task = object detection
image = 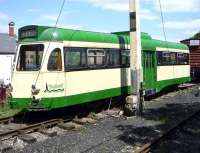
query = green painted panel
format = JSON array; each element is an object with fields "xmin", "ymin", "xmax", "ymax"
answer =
[
  {"xmin": 10, "ymin": 86, "xmax": 131, "ymax": 110},
  {"xmin": 143, "ymin": 52, "xmax": 156, "ymax": 89},
  {"xmin": 156, "ymin": 77, "xmax": 191, "ymax": 92},
  {"xmin": 10, "ymin": 77, "xmax": 191, "ymax": 110},
  {"xmin": 18, "ymin": 25, "xmax": 188, "ymax": 51}
]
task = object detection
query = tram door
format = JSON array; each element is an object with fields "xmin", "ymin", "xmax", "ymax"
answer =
[{"xmin": 143, "ymin": 51, "xmax": 156, "ymax": 90}]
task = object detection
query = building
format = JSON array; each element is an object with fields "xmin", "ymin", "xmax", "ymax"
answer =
[
  {"xmin": 181, "ymin": 33, "xmax": 200, "ymax": 80},
  {"xmin": 0, "ymin": 22, "xmax": 16, "ymax": 85}
]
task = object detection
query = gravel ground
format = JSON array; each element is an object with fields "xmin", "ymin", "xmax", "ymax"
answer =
[
  {"xmin": 6, "ymin": 86, "xmax": 200, "ymax": 153},
  {"xmin": 152, "ymin": 111, "xmax": 200, "ymax": 153}
]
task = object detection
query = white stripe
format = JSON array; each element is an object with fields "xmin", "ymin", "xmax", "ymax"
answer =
[
  {"xmin": 63, "ymin": 41, "xmax": 130, "ymax": 49},
  {"xmin": 156, "ymin": 47, "xmax": 189, "ymax": 53}
]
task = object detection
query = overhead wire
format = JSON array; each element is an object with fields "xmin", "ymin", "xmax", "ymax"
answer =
[
  {"xmin": 33, "ymin": 0, "xmax": 66, "ymax": 87},
  {"xmin": 18, "ymin": 0, "xmax": 67, "ymax": 125},
  {"xmin": 158, "ymin": 0, "xmax": 169, "ymax": 50}
]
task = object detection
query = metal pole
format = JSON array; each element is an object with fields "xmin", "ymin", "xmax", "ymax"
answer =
[{"xmin": 129, "ymin": 0, "xmax": 143, "ymax": 116}]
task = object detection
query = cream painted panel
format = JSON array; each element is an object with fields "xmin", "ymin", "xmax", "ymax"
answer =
[
  {"xmin": 156, "ymin": 47, "xmax": 189, "ymax": 53},
  {"xmin": 12, "ymin": 72, "xmax": 66, "ymax": 98},
  {"xmin": 65, "ymin": 68, "xmax": 131, "ymax": 96},
  {"xmin": 157, "ymin": 65, "xmax": 190, "ymax": 81},
  {"xmin": 41, "ymin": 72, "xmax": 65, "ymax": 98},
  {"xmin": 174, "ymin": 65, "xmax": 190, "ymax": 79},
  {"xmin": 12, "ymin": 42, "xmax": 65, "ymax": 99},
  {"xmin": 157, "ymin": 66, "xmax": 174, "ymax": 81},
  {"xmin": 12, "ymin": 72, "xmax": 43, "ymax": 98}
]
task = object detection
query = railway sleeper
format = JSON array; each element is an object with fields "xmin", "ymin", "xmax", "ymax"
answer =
[
  {"xmin": 58, "ymin": 122, "xmax": 82, "ymax": 130},
  {"xmin": 18, "ymin": 134, "xmax": 36, "ymax": 144},
  {"xmin": 39, "ymin": 130, "xmax": 57, "ymax": 137},
  {"xmin": 73, "ymin": 117, "xmax": 96, "ymax": 125}
]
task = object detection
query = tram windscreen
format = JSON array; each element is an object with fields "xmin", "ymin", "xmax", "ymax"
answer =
[{"xmin": 17, "ymin": 44, "xmax": 44, "ymax": 71}]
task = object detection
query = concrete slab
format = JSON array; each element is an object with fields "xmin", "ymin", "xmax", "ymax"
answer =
[
  {"xmin": 58, "ymin": 122, "xmax": 82, "ymax": 130},
  {"xmin": 18, "ymin": 134, "xmax": 37, "ymax": 144},
  {"xmin": 89, "ymin": 113, "xmax": 107, "ymax": 120},
  {"xmin": 73, "ymin": 118, "xmax": 96, "ymax": 125},
  {"xmin": 39, "ymin": 130, "xmax": 57, "ymax": 137},
  {"xmin": 0, "ymin": 142, "xmax": 12, "ymax": 153}
]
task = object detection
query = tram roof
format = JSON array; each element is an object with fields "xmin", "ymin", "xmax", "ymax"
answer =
[{"xmin": 18, "ymin": 25, "xmax": 188, "ymax": 51}]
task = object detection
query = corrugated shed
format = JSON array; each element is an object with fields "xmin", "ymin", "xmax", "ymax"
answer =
[{"xmin": 189, "ymin": 46, "xmax": 200, "ymax": 67}]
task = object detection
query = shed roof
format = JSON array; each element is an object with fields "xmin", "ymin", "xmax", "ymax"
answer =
[{"xmin": 0, "ymin": 33, "xmax": 16, "ymax": 54}]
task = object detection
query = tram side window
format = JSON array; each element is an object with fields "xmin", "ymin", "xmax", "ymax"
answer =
[
  {"xmin": 162, "ymin": 52, "xmax": 171, "ymax": 65},
  {"xmin": 17, "ymin": 44, "xmax": 44, "ymax": 71},
  {"xmin": 157, "ymin": 52, "xmax": 162, "ymax": 66},
  {"xmin": 64, "ymin": 47, "xmax": 87, "ymax": 70},
  {"xmin": 177, "ymin": 53, "xmax": 189, "ymax": 65},
  {"xmin": 47, "ymin": 48, "xmax": 62, "ymax": 71},
  {"xmin": 121, "ymin": 50, "xmax": 130, "ymax": 67},
  {"xmin": 170, "ymin": 52, "xmax": 177, "ymax": 65},
  {"xmin": 87, "ymin": 49, "xmax": 105, "ymax": 68},
  {"xmin": 106, "ymin": 49, "xmax": 120, "ymax": 67}
]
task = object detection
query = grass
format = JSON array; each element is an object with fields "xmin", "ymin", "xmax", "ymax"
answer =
[{"xmin": 0, "ymin": 103, "xmax": 21, "ymax": 119}]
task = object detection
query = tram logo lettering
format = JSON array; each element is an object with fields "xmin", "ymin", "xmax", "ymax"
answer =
[{"xmin": 45, "ymin": 83, "xmax": 64, "ymax": 92}]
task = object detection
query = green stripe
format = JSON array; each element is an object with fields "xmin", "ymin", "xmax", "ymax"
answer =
[
  {"xmin": 11, "ymin": 86, "xmax": 131, "ymax": 110},
  {"xmin": 156, "ymin": 77, "xmax": 191, "ymax": 92}
]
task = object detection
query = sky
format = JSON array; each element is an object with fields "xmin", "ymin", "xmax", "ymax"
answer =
[{"xmin": 0, "ymin": 0, "xmax": 199, "ymax": 42}]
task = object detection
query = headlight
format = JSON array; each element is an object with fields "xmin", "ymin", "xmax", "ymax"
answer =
[{"xmin": 31, "ymin": 85, "xmax": 40, "ymax": 95}]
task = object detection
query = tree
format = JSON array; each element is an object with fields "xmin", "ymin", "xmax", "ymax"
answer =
[{"xmin": 193, "ymin": 32, "xmax": 200, "ymax": 39}]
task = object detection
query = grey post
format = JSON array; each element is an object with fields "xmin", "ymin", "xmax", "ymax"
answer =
[{"xmin": 129, "ymin": 0, "xmax": 143, "ymax": 116}]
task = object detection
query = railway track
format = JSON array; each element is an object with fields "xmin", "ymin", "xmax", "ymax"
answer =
[
  {"xmin": 134, "ymin": 109, "xmax": 200, "ymax": 153},
  {"xmin": 0, "ymin": 116, "xmax": 14, "ymax": 124},
  {"xmin": 0, "ymin": 118, "xmax": 71, "ymax": 141},
  {"xmin": 0, "ymin": 108, "xmax": 113, "ymax": 152}
]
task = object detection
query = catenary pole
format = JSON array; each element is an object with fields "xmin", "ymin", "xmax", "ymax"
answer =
[{"xmin": 129, "ymin": 0, "xmax": 143, "ymax": 116}]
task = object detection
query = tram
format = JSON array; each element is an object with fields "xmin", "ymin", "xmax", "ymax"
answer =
[{"xmin": 10, "ymin": 25, "xmax": 190, "ymax": 110}]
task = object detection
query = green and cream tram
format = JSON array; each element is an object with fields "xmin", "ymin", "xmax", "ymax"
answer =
[{"xmin": 10, "ymin": 25, "xmax": 190, "ymax": 110}]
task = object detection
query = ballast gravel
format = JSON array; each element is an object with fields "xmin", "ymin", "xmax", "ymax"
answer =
[{"xmin": 7, "ymin": 86, "xmax": 200, "ymax": 153}]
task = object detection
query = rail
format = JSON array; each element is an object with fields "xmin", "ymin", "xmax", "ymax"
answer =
[{"xmin": 134, "ymin": 109, "xmax": 200, "ymax": 153}]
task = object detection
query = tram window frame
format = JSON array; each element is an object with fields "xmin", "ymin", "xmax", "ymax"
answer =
[
  {"xmin": 106, "ymin": 49, "xmax": 120, "ymax": 68},
  {"xmin": 162, "ymin": 52, "xmax": 171, "ymax": 65},
  {"xmin": 170, "ymin": 52, "xmax": 177, "ymax": 65},
  {"xmin": 64, "ymin": 47, "xmax": 87, "ymax": 71},
  {"xmin": 87, "ymin": 49, "xmax": 106, "ymax": 68},
  {"xmin": 16, "ymin": 44, "xmax": 44, "ymax": 71},
  {"xmin": 157, "ymin": 51, "xmax": 189, "ymax": 66},
  {"xmin": 121, "ymin": 50, "xmax": 130, "ymax": 67},
  {"xmin": 47, "ymin": 48, "xmax": 62, "ymax": 71},
  {"xmin": 177, "ymin": 53, "xmax": 189, "ymax": 65}
]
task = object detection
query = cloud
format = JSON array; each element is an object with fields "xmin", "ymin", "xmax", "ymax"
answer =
[
  {"xmin": 141, "ymin": 9, "xmax": 158, "ymax": 20},
  {"xmin": 43, "ymin": 14, "xmax": 59, "ymax": 21},
  {"xmin": 73, "ymin": 0, "xmax": 129, "ymax": 12},
  {"xmin": 58, "ymin": 24, "xmax": 83, "ymax": 30},
  {"xmin": 163, "ymin": 19, "xmax": 200, "ymax": 29},
  {"xmin": 152, "ymin": 0, "xmax": 200, "ymax": 13},
  {"xmin": 73, "ymin": 0, "xmax": 200, "ymax": 13}
]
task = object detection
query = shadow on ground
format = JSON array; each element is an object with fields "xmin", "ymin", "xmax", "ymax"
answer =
[{"xmin": 115, "ymin": 91, "xmax": 200, "ymax": 152}]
